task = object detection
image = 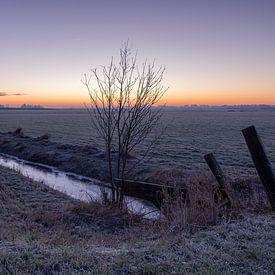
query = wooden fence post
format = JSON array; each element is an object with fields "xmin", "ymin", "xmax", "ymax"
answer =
[
  {"xmin": 204, "ymin": 153, "xmax": 226, "ymax": 188},
  {"xmin": 242, "ymin": 125, "xmax": 275, "ymax": 210},
  {"xmin": 204, "ymin": 153, "xmax": 232, "ymax": 209}
]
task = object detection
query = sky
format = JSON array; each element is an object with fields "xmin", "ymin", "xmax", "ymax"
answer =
[{"xmin": 0, "ymin": 0, "xmax": 275, "ymax": 106}]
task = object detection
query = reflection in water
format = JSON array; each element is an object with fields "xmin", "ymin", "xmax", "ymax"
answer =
[{"xmin": 0, "ymin": 153, "xmax": 159, "ymax": 219}]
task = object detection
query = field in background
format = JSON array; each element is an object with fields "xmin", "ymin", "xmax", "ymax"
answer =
[{"xmin": 0, "ymin": 108, "xmax": 274, "ymax": 177}]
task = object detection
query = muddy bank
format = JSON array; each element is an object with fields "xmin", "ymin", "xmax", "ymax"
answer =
[{"xmin": 0, "ymin": 131, "xmax": 151, "ymax": 182}]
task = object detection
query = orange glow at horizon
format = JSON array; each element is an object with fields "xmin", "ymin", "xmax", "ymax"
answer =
[
  {"xmin": 160, "ymin": 88, "xmax": 275, "ymax": 105},
  {"xmin": 2, "ymin": 87, "xmax": 275, "ymax": 106}
]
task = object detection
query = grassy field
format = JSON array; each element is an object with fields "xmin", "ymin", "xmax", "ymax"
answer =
[
  {"xmin": 0, "ymin": 165, "xmax": 274, "ymax": 274},
  {"xmin": 0, "ymin": 109, "xmax": 274, "ymax": 178}
]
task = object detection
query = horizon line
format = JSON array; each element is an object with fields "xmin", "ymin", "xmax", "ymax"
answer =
[{"xmin": 1, "ymin": 104, "xmax": 275, "ymax": 109}]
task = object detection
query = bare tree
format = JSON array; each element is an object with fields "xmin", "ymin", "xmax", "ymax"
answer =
[{"xmin": 82, "ymin": 42, "xmax": 167, "ymax": 205}]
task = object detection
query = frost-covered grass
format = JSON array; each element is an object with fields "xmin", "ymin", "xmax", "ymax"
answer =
[
  {"xmin": 0, "ymin": 109, "xmax": 274, "ymax": 176},
  {"xmin": 1, "ymin": 214, "xmax": 274, "ymax": 274},
  {"xmin": 0, "ymin": 165, "xmax": 274, "ymax": 274}
]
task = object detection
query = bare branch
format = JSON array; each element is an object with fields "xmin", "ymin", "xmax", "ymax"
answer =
[{"xmin": 83, "ymin": 42, "xmax": 168, "ymax": 206}]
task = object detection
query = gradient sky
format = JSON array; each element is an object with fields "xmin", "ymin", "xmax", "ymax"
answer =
[{"xmin": 0, "ymin": 0, "xmax": 275, "ymax": 106}]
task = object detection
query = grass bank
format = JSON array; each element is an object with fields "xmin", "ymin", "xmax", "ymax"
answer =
[{"xmin": 0, "ymin": 166, "xmax": 274, "ymax": 274}]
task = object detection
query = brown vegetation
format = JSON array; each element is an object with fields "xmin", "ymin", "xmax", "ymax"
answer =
[
  {"xmin": 148, "ymin": 168, "xmax": 272, "ymax": 231},
  {"xmin": 0, "ymin": 165, "xmax": 274, "ymax": 274}
]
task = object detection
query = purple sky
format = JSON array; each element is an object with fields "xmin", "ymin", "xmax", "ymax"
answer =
[{"xmin": 1, "ymin": 0, "xmax": 275, "ymax": 105}]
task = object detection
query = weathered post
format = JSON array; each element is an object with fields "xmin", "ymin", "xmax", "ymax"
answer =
[
  {"xmin": 204, "ymin": 153, "xmax": 226, "ymax": 188},
  {"xmin": 242, "ymin": 125, "xmax": 275, "ymax": 210},
  {"xmin": 204, "ymin": 153, "xmax": 231, "ymax": 210}
]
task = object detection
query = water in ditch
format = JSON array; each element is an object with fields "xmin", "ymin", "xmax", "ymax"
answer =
[{"xmin": 0, "ymin": 153, "xmax": 159, "ymax": 219}]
